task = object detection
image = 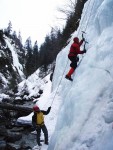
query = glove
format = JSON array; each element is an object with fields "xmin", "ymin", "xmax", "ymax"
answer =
[
  {"xmin": 83, "ymin": 50, "xmax": 86, "ymax": 53},
  {"xmin": 76, "ymin": 57, "xmax": 79, "ymax": 62},
  {"xmin": 82, "ymin": 38, "xmax": 85, "ymax": 41},
  {"xmin": 48, "ymin": 106, "xmax": 51, "ymax": 110}
]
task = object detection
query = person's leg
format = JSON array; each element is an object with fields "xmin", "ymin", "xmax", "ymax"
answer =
[
  {"xmin": 66, "ymin": 67, "xmax": 75, "ymax": 77},
  {"xmin": 70, "ymin": 57, "xmax": 77, "ymax": 69},
  {"xmin": 66, "ymin": 56, "xmax": 77, "ymax": 81},
  {"xmin": 41, "ymin": 124, "xmax": 48, "ymax": 144},
  {"xmin": 36, "ymin": 126, "xmax": 42, "ymax": 146}
]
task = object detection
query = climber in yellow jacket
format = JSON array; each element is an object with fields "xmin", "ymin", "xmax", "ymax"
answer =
[{"xmin": 32, "ymin": 105, "xmax": 51, "ymax": 146}]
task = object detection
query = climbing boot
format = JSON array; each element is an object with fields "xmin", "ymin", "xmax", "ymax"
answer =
[{"xmin": 65, "ymin": 75, "xmax": 73, "ymax": 81}]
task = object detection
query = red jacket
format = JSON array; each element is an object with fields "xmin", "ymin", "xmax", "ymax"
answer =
[{"xmin": 68, "ymin": 39, "xmax": 84, "ymax": 57}]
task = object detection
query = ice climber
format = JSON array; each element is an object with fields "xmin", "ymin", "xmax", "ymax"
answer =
[
  {"xmin": 32, "ymin": 105, "xmax": 51, "ymax": 146},
  {"xmin": 65, "ymin": 37, "xmax": 86, "ymax": 81}
]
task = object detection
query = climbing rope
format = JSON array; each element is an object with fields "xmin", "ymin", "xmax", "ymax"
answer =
[
  {"xmin": 77, "ymin": 0, "xmax": 95, "ymax": 36},
  {"xmin": 73, "ymin": 0, "xmax": 97, "ymax": 72},
  {"xmin": 50, "ymin": 60, "xmax": 69, "ymax": 106},
  {"xmin": 72, "ymin": 0, "xmax": 96, "ymax": 81},
  {"xmin": 50, "ymin": 0, "xmax": 96, "ymax": 106},
  {"xmin": 84, "ymin": 0, "xmax": 96, "ymax": 32}
]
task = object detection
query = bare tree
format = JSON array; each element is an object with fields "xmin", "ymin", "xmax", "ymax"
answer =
[{"xmin": 57, "ymin": 0, "xmax": 77, "ymax": 20}]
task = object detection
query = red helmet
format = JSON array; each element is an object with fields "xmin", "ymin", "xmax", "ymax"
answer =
[
  {"xmin": 73, "ymin": 37, "xmax": 79, "ymax": 43},
  {"xmin": 33, "ymin": 105, "xmax": 40, "ymax": 111}
]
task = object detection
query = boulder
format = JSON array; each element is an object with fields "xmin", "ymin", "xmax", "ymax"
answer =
[
  {"xmin": 0, "ymin": 140, "xmax": 6, "ymax": 150},
  {"xmin": 0, "ymin": 126, "xmax": 7, "ymax": 136},
  {"xmin": 5, "ymin": 132, "xmax": 22, "ymax": 143}
]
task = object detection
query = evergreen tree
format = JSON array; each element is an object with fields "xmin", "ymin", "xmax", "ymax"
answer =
[
  {"xmin": 0, "ymin": 30, "xmax": 5, "ymax": 46},
  {"xmin": 12, "ymin": 31, "xmax": 17, "ymax": 39},
  {"xmin": 39, "ymin": 27, "xmax": 63, "ymax": 69},
  {"xmin": 24, "ymin": 36, "xmax": 32, "ymax": 50},
  {"xmin": 25, "ymin": 37, "xmax": 34, "ymax": 76},
  {"xmin": 5, "ymin": 20, "xmax": 12, "ymax": 36},
  {"xmin": 18, "ymin": 31, "xmax": 23, "ymax": 49},
  {"xmin": 32, "ymin": 40, "xmax": 39, "ymax": 71},
  {"xmin": 39, "ymin": 35, "xmax": 51, "ymax": 68}
]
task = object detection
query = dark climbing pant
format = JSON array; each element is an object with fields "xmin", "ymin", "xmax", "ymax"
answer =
[
  {"xmin": 68, "ymin": 56, "xmax": 79, "ymax": 69},
  {"xmin": 36, "ymin": 124, "xmax": 48, "ymax": 145}
]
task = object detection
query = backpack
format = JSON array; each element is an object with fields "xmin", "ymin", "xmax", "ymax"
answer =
[{"xmin": 36, "ymin": 112, "xmax": 44, "ymax": 125}]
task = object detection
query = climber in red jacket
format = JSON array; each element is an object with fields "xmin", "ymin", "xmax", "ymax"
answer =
[{"xmin": 65, "ymin": 37, "xmax": 86, "ymax": 81}]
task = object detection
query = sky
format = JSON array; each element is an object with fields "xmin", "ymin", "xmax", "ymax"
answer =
[{"xmin": 0, "ymin": 0, "xmax": 67, "ymax": 46}]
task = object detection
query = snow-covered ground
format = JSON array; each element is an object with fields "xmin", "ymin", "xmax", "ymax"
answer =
[{"xmin": 17, "ymin": 0, "xmax": 113, "ymax": 149}]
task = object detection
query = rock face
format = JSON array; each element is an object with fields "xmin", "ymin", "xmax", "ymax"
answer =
[
  {"xmin": 0, "ymin": 124, "xmax": 36, "ymax": 150},
  {"xmin": 0, "ymin": 126, "xmax": 7, "ymax": 136},
  {"xmin": 0, "ymin": 99, "xmax": 37, "ymax": 150},
  {"xmin": 0, "ymin": 140, "xmax": 6, "ymax": 150},
  {"xmin": 0, "ymin": 126, "xmax": 21, "ymax": 149},
  {"xmin": 0, "ymin": 30, "xmax": 26, "ymax": 95},
  {"xmin": 5, "ymin": 132, "xmax": 22, "ymax": 143}
]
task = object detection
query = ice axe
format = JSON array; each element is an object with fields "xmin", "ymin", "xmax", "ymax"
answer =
[
  {"xmin": 82, "ymin": 31, "xmax": 86, "ymax": 38},
  {"xmin": 82, "ymin": 31, "xmax": 88, "ymax": 51}
]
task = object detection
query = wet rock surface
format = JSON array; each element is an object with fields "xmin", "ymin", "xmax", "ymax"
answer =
[
  {"xmin": 0, "ymin": 100, "xmax": 37, "ymax": 150},
  {"xmin": 0, "ymin": 124, "xmax": 37, "ymax": 150}
]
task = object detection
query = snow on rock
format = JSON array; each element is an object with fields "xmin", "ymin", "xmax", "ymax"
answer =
[
  {"xmin": 17, "ymin": 70, "xmax": 51, "ymax": 99},
  {"xmin": 5, "ymin": 37, "xmax": 25, "ymax": 79},
  {"xmin": 0, "ymin": 93, "xmax": 10, "ymax": 101}
]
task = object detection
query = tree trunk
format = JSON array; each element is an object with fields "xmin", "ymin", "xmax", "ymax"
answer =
[{"xmin": 0, "ymin": 102, "xmax": 32, "ymax": 113}]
